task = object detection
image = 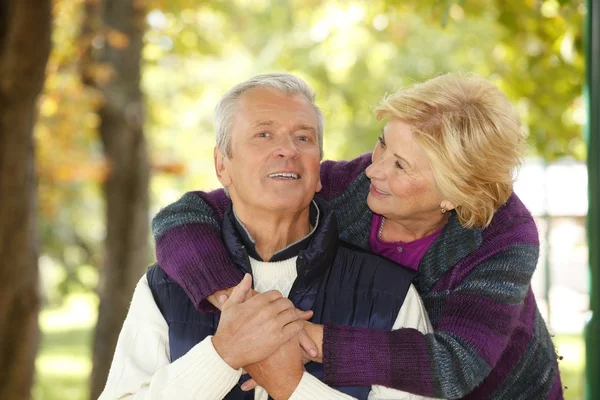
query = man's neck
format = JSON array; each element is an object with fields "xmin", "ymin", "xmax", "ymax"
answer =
[{"xmin": 233, "ymin": 206, "xmax": 312, "ymax": 261}]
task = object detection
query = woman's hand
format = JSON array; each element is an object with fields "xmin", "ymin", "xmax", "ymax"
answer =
[{"xmin": 302, "ymin": 321, "xmax": 324, "ymax": 362}]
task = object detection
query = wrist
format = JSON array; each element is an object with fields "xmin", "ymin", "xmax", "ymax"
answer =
[
  {"xmin": 267, "ymin": 372, "xmax": 303, "ymax": 400},
  {"xmin": 211, "ymin": 335, "xmax": 242, "ymax": 370}
]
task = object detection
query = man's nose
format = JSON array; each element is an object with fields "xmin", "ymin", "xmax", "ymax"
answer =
[{"xmin": 274, "ymin": 136, "xmax": 300, "ymax": 158}]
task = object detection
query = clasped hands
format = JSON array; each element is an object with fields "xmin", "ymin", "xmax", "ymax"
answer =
[{"xmin": 211, "ymin": 274, "xmax": 324, "ymax": 399}]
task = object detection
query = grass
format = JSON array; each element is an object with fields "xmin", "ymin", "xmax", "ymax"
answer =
[
  {"xmin": 555, "ymin": 333, "xmax": 586, "ymax": 400},
  {"xmin": 33, "ymin": 294, "xmax": 96, "ymax": 400},
  {"xmin": 32, "ymin": 294, "xmax": 586, "ymax": 400}
]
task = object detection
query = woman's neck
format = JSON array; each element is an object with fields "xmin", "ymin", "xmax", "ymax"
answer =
[{"xmin": 379, "ymin": 213, "xmax": 448, "ymax": 243}]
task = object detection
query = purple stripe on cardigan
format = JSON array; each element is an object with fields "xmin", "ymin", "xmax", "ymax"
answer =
[
  {"xmin": 432, "ymin": 239, "xmax": 538, "ymax": 292},
  {"xmin": 463, "ymin": 290, "xmax": 540, "ymax": 399},
  {"xmin": 323, "ymin": 324, "xmax": 435, "ymax": 397},
  {"xmin": 191, "ymin": 189, "xmax": 229, "ymax": 220},
  {"xmin": 156, "ymin": 223, "xmax": 243, "ymax": 312},
  {"xmin": 483, "ymin": 194, "xmax": 539, "ymax": 240},
  {"xmin": 318, "ymin": 153, "xmax": 371, "ymax": 200},
  {"xmin": 389, "ymin": 328, "xmax": 436, "ymax": 396},
  {"xmin": 323, "ymin": 323, "xmax": 391, "ymax": 387},
  {"xmin": 438, "ymin": 294, "xmax": 523, "ymax": 364}
]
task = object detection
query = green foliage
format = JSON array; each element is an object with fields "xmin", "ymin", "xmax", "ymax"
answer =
[
  {"xmin": 143, "ymin": 0, "xmax": 585, "ymax": 170},
  {"xmin": 37, "ymin": 0, "xmax": 585, "ymax": 300},
  {"xmin": 33, "ymin": 1, "xmax": 586, "ymax": 397},
  {"xmin": 25, "ymin": 3, "xmax": 588, "ymax": 399}
]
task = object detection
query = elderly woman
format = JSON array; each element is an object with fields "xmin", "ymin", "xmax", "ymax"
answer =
[{"xmin": 152, "ymin": 73, "xmax": 563, "ymax": 399}]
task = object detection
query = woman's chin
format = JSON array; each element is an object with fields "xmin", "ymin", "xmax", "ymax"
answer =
[{"xmin": 366, "ymin": 196, "xmax": 383, "ymax": 215}]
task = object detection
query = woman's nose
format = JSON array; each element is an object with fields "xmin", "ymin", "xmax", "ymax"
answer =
[{"xmin": 366, "ymin": 156, "xmax": 385, "ymax": 180}]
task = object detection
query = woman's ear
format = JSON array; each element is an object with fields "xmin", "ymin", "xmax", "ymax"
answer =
[{"xmin": 440, "ymin": 201, "xmax": 456, "ymax": 214}]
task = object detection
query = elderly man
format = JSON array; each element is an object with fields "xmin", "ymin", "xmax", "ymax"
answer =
[{"xmin": 99, "ymin": 73, "xmax": 431, "ymax": 399}]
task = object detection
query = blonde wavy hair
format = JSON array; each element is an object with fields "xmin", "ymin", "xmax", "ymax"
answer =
[{"xmin": 375, "ymin": 72, "xmax": 527, "ymax": 229}]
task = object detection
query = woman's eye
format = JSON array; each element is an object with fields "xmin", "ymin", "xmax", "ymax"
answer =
[
  {"xmin": 378, "ymin": 136, "xmax": 386, "ymax": 148},
  {"xmin": 395, "ymin": 161, "xmax": 404, "ymax": 170}
]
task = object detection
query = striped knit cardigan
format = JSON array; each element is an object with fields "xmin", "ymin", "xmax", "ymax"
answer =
[{"xmin": 152, "ymin": 153, "xmax": 564, "ymax": 399}]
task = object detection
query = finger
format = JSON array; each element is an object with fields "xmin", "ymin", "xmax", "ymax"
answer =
[
  {"xmin": 301, "ymin": 350, "xmax": 312, "ymax": 365},
  {"xmin": 281, "ymin": 319, "xmax": 304, "ymax": 341},
  {"xmin": 298, "ymin": 329, "xmax": 318, "ymax": 358},
  {"xmin": 298, "ymin": 309, "xmax": 313, "ymax": 321},
  {"xmin": 244, "ymin": 288, "xmax": 259, "ymax": 302},
  {"xmin": 260, "ymin": 289, "xmax": 284, "ymax": 302},
  {"xmin": 268, "ymin": 297, "xmax": 295, "ymax": 315},
  {"xmin": 273, "ymin": 303, "xmax": 304, "ymax": 328},
  {"xmin": 241, "ymin": 379, "xmax": 258, "ymax": 391},
  {"xmin": 246, "ymin": 289, "xmax": 283, "ymax": 307},
  {"xmin": 218, "ymin": 294, "xmax": 229, "ymax": 304},
  {"xmin": 206, "ymin": 293, "xmax": 221, "ymax": 309},
  {"xmin": 222, "ymin": 274, "xmax": 252, "ymax": 310}
]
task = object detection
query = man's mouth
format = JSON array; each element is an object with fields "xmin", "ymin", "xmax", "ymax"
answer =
[{"xmin": 268, "ymin": 172, "xmax": 300, "ymax": 180}]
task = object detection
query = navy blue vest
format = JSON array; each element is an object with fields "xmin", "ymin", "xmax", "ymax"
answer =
[{"xmin": 148, "ymin": 201, "xmax": 415, "ymax": 399}]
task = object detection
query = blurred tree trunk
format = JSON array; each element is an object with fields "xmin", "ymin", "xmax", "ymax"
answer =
[
  {"xmin": 0, "ymin": 0, "xmax": 52, "ymax": 399},
  {"xmin": 82, "ymin": 0, "xmax": 150, "ymax": 398}
]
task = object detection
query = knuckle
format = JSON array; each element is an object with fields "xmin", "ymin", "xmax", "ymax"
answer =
[{"xmin": 269, "ymin": 290, "xmax": 283, "ymax": 300}]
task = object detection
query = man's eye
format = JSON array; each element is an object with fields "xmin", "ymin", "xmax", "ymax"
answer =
[
  {"xmin": 395, "ymin": 161, "xmax": 404, "ymax": 170},
  {"xmin": 297, "ymin": 135, "xmax": 309, "ymax": 142},
  {"xmin": 257, "ymin": 132, "xmax": 270, "ymax": 137}
]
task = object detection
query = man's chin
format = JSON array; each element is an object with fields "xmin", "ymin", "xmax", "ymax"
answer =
[{"xmin": 262, "ymin": 197, "xmax": 312, "ymax": 212}]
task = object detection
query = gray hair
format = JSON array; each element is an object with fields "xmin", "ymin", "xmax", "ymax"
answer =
[{"xmin": 214, "ymin": 73, "xmax": 324, "ymax": 158}]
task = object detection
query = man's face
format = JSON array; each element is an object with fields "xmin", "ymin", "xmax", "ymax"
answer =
[{"xmin": 215, "ymin": 87, "xmax": 322, "ymax": 216}]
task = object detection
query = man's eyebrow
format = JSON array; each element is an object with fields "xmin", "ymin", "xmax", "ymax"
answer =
[
  {"xmin": 252, "ymin": 120, "xmax": 276, "ymax": 128},
  {"xmin": 295, "ymin": 124, "xmax": 317, "ymax": 132}
]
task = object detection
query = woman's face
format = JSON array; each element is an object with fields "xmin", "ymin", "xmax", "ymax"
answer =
[{"xmin": 366, "ymin": 118, "xmax": 451, "ymax": 224}]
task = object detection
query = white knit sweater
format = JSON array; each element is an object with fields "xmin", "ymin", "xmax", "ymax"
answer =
[{"xmin": 98, "ymin": 256, "xmax": 434, "ymax": 400}]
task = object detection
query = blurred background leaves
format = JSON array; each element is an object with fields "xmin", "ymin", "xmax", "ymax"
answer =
[{"xmin": 18, "ymin": 0, "xmax": 588, "ymax": 398}]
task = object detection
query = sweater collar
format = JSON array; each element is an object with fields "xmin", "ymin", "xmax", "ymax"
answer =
[
  {"xmin": 221, "ymin": 198, "xmax": 339, "ymax": 285},
  {"xmin": 231, "ymin": 200, "xmax": 320, "ymax": 262}
]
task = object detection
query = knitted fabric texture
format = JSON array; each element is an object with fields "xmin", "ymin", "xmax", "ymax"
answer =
[{"xmin": 151, "ymin": 153, "xmax": 563, "ymax": 399}]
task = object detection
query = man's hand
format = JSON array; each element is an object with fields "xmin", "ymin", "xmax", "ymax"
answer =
[
  {"xmin": 209, "ymin": 286, "xmax": 319, "ymax": 358},
  {"xmin": 212, "ymin": 274, "xmax": 313, "ymax": 370},
  {"xmin": 241, "ymin": 320, "xmax": 325, "ymax": 392},
  {"xmin": 244, "ymin": 337, "xmax": 304, "ymax": 400}
]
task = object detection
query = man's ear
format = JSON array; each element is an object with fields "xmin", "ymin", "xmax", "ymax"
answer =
[
  {"xmin": 316, "ymin": 176, "xmax": 322, "ymax": 193},
  {"xmin": 214, "ymin": 147, "xmax": 232, "ymax": 187}
]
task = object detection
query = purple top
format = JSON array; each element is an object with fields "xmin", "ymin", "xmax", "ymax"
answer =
[{"xmin": 368, "ymin": 214, "xmax": 442, "ymax": 270}]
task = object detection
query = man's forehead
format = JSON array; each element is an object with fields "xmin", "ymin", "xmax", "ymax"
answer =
[{"xmin": 251, "ymin": 119, "xmax": 317, "ymax": 131}]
